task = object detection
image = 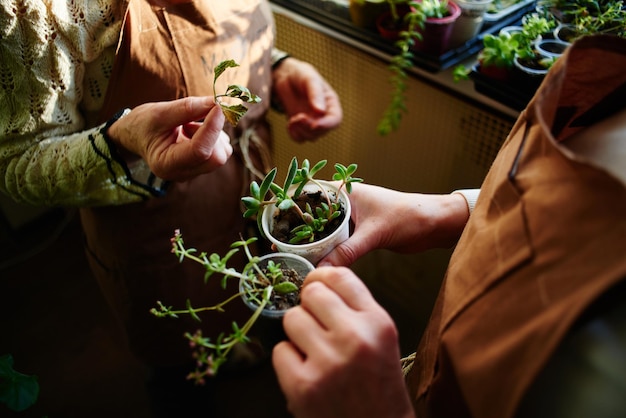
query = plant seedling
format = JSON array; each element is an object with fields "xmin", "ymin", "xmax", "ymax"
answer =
[
  {"xmin": 212, "ymin": 60, "xmax": 262, "ymax": 126},
  {"xmin": 241, "ymin": 157, "xmax": 362, "ymax": 244},
  {"xmin": 151, "ymin": 232, "xmax": 302, "ymax": 380}
]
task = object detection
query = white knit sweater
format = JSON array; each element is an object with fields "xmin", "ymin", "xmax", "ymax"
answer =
[{"xmin": 0, "ymin": 0, "xmax": 163, "ymax": 207}]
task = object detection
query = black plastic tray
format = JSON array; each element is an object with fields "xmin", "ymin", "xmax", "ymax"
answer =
[
  {"xmin": 469, "ymin": 65, "xmax": 535, "ymax": 110},
  {"xmin": 270, "ymin": 0, "xmax": 537, "ymax": 72}
]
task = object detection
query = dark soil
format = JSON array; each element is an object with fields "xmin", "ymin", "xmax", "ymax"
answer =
[
  {"xmin": 271, "ymin": 189, "xmax": 346, "ymax": 244},
  {"xmin": 265, "ymin": 267, "xmax": 305, "ymax": 311}
]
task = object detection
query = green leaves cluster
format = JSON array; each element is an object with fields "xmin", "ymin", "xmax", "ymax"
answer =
[
  {"xmin": 242, "ymin": 157, "xmax": 362, "ymax": 244},
  {"xmin": 0, "ymin": 354, "xmax": 39, "ymax": 413},
  {"xmin": 212, "ymin": 60, "xmax": 262, "ymax": 126},
  {"xmin": 377, "ymin": 0, "xmax": 425, "ymax": 136},
  {"xmin": 150, "ymin": 231, "xmax": 298, "ymax": 379}
]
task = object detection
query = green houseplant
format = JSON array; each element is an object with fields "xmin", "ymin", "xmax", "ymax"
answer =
[
  {"xmin": 376, "ymin": 0, "xmax": 461, "ymax": 135},
  {"xmin": 242, "ymin": 157, "xmax": 362, "ymax": 264},
  {"xmin": 453, "ymin": 13, "xmax": 557, "ymax": 82},
  {"xmin": 538, "ymin": 0, "xmax": 626, "ymax": 38},
  {"xmin": 151, "ymin": 233, "xmax": 315, "ymax": 380}
]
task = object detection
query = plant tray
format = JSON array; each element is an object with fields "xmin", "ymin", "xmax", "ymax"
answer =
[
  {"xmin": 484, "ymin": 0, "xmax": 536, "ymax": 22},
  {"xmin": 469, "ymin": 65, "xmax": 535, "ymax": 111},
  {"xmin": 270, "ymin": 0, "xmax": 536, "ymax": 72}
]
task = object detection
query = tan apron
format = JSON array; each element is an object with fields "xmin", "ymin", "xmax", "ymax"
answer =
[
  {"xmin": 80, "ymin": 0, "xmax": 274, "ymax": 367},
  {"xmin": 407, "ymin": 35, "xmax": 626, "ymax": 418}
]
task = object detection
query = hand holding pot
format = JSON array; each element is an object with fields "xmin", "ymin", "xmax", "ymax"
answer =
[
  {"xmin": 273, "ymin": 266, "xmax": 415, "ymax": 418},
  {"xmin": 106, "ymin": 96, "xmax": 232, "ymax": 181},
  {"xmin": 317, "ymin": 183, "xmax": 471, "ymax": 267}
]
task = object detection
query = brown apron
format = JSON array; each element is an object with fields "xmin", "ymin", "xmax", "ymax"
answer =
[
  {"xmin": 407, "ymin": 35, "xmax": 626, "ymax": 418},
  {"xmin": 80, "ymin": 0, "xmax": 274, "ymax": 367}
]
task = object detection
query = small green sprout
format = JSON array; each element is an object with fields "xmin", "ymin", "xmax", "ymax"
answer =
[{"xmin": 212, "ymin": 60, "xmax": 262, "ymax": 126}]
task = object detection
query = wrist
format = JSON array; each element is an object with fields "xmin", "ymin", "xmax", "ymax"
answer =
[
  {"xmin": 104, "ymin": 108, "xmax": 140, "ymax": 163},
  {"xmin": 451, "ymin": 188, "xmax": 480, "ymax": 214},
  {"xmin": 426, "ymin": 193, "xmax": 471, "ymax": 249}
]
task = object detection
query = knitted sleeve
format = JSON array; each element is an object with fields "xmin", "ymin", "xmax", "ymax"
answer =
[{"xmin": 0, "ymin": 0, "xmax": 164, "ymax": 207}]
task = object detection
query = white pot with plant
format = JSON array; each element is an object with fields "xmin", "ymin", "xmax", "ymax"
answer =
[
  {"xmin": 242, "ymin": 157, "xmax": 362, "ymax": 265},
  {"xmin": 449, "ymin": 0, "xmax": 494, "ymax": 47},
  {"xmin": 151, "ymin": 233, "xmax": 315, "ymax": 380}
]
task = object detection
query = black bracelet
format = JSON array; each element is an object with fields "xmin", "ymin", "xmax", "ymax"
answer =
[{"xmin": 103, "ymin": 108, "xmax": 131, "ymax": 133}]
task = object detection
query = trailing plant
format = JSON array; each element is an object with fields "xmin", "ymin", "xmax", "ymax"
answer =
[
  {"xmin": 242, "ymin": 157, "xmax": 362, "ymax": 244},
  {"xmin": 377, "ymin": 0, "xmax": 425, "ymax": 136},
  {"xmin": 150, "ymin": 233, "xmax": 304, "ymax": 380},
  {"xmin": 377, "ymin": 0, "xmax": 457, "ymax": 135},
  {"xmin": 212, "ymin": 59, "xmax": 262, "ymax": 126}
]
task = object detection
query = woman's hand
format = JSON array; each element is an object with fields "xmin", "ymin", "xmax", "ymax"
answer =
[
  {"xmin": 107, "ymin": 96, "xmax": 232, "ymax": 181},
  {"xmin": 272, "ymin": 58, "xmax": 343, "ymax": 141},
  {"xmin": 318, "ymin": 183, "xmax": 471, "ymax": 267}
]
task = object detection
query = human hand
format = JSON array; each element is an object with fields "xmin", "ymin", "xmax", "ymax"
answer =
[
  {"xmin": 107, "ymin": 96, "xmax": 232, "ymax": 181},
  {"xmin": 318, "ymin": 183, "xmax": 471, "ymax": 267},
  {"xmin": 273, "ymin": 266, "xmax": 415, "ymax": 418},
  {"xmin": 272, "ymin": 58, "xmax": 342, "ymax": 141}
]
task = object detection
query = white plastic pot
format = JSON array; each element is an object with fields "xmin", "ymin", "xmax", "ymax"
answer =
[
  {"xmin": 261, "ymin": 180, "xmax": 351, "ymax": 265},
  {"xmin": 239, "ymin": 252, "xmax": 315, "ymax": 318}
]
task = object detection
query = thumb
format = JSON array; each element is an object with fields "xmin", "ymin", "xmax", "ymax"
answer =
[
  {"xmin": 317, "ymin": 236, "xmax": 365, "ymax": 268},
  {"xmin": 192, "ymin": 104, "xmax": 227, "ymax": 147}
]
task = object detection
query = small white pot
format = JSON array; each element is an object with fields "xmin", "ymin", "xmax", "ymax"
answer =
[
  {"xmin": 449, "ymin": 0, "xmax": 494, "ymax": 47},
  {"xmin": 239, "ymin": 252, "xmax": 315, "ymax": 356},
  {"xmin": 261, "ymin": 181, "xmax": 351, "ymax": 265},
  {"xmin": 239, "ymin": 252, "xmax": 315, "ymax": 318}
]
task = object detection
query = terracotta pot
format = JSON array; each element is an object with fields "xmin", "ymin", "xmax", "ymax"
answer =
[
  {"xmin": 375, "ymin": 4, "xmax": 415, "ymax": 41},
  {"xmin": 477, "ymin": 60, "xmax": 513, "ymax": 82}
]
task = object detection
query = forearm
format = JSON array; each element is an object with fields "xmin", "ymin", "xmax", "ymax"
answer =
[
  {"xmin": 394, "ymin": 191, "xmax": 471, "ymax": 252},
  {"xmin": 0, "ymin": 122, "xmax": 164, "ymax": 207}
]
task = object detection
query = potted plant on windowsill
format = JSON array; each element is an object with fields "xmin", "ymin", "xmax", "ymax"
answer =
[
  {"xmin": 375, "ymin": 0, "xmax": 461, "ymax": 135},
  {"xmin": 242, "ymin": 157, "xmax": 362, "ymax": 265},
  {"xmin": 538, "ymin": 0, "xmax": 626, "ymax": 38},
  {"xmin": 412, "ymin": 0, "xmax": 462, "ymax": 55},
  {"xmin": 151, "ymin": 233, "xmax": 315, "ymax": 380},
  {"xmin": 453, "ymin": 12, "xmax": 556, "ymax": 83}
]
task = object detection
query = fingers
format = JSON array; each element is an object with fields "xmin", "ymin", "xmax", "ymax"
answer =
[
  {"xmin": 287, "ymin": 85, "xmax": 342, "ymax": 142},
  {"xmin": 318, "ymin": 217, "xmax": 384, "ymax": 266},
  {"xmin": 303, "ymin": 267, "xmax": 375, "ymax": 312},
  {"xmin": 160, "ymin": 96, "xmax": 216, "ymax": 127}
]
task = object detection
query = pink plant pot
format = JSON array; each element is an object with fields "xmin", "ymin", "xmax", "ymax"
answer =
[{"xmin": 413, "ymin": 0, "xmax": 462, "ymax": 56}]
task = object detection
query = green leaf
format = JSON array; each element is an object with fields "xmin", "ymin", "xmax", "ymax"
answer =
[
  {"xmin": 186, "ymin": 299, "xmax": 202, "ymax": 322},
  {"xmin": 214, "ymin": 59, "xmax": 239, "ymax": 84},
  {"xmin": 220, "ymin": 103, "xmax": 249, "ymax": 127},
  {"xmin": 0, "ymin": 355, "xmax": 39, "ymax": 412},
  {"xmin": 273, "ymin": 281, "xmax": 299, "ymax": 295}
]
